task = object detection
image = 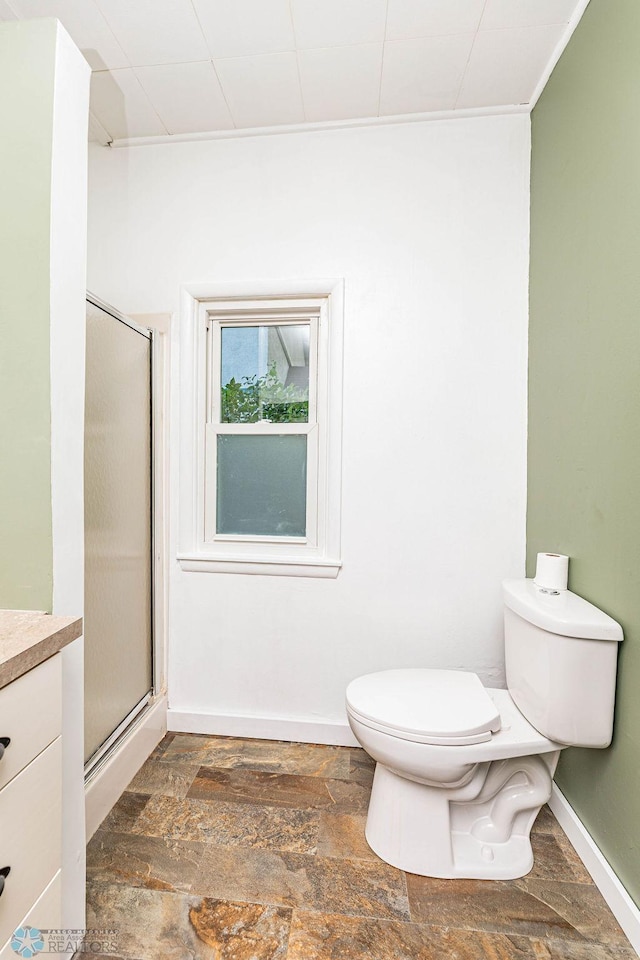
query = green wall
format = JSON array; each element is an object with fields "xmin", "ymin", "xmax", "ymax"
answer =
[
  {"xmin": 0, "ymin": 20, "xmax": 59, "ymax": 611},
  {"xmin": 528, "ymin": 0, "xmax": 640, "ymax": 906}
]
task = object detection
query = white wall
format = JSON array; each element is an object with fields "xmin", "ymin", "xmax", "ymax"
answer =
[
  {"xmin": 50, "ymin": 22, "xmax": 90, "ymax": 929},
  {"xmin": 87, "ymin": 114, "xmax": 531, "ymax": 742}
]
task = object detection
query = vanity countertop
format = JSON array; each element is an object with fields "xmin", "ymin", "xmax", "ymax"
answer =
[{"xmin": 0, "ymin": 610, "xmax": 82, "ymax": 690}]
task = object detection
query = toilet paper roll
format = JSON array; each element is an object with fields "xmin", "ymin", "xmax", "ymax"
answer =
[{"xmin": 534, "ymin": 552, "xmax": 569, "ymax": 591}]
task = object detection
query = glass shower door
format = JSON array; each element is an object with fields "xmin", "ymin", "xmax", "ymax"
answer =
[{"xmin": 84, "ymin": 295, "xmax": 153, "ymax": 768}]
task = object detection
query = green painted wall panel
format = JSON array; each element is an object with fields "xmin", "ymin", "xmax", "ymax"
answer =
[
  {"xmin": 0, "ymin": 20, "xmax": 58, "ymax": 611},
  {"xmin": 529, "ymin": 0, "xmax": 640, "ymax": 905}
]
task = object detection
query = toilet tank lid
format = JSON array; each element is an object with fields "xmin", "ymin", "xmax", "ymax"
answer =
[{"xmin": 503, "ymin": 579, "xmax": 623, "ymax": 642}]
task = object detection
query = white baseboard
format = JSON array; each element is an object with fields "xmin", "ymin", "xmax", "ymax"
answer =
[
  {"xmin": 167, "ymin": 709, "xmax": 359, "ymax": 747},
  {"xmin": 85, "ymin": 695, "xmax": 167, "ymax": 840},
  {"xmin": 549, "ymin": 784, "xmax": 640, "ymax": 955}
]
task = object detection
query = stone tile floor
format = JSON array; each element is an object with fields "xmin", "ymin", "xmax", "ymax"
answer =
[{"xmin": 86, "ymin": 733, "xmax": 637, "ymax": 960}]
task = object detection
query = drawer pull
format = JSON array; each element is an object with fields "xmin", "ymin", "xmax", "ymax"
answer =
[
  {"xmin": 0, "ymin": 738, "xmax": 9, "ymax": 761},
  {"xmin": 0, "ymin": 866, "xmax": 10, "ymax": 897}
]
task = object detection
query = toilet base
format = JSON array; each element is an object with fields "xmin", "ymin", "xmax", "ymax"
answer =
[{"xmin": 365, "ymin": 753, "xmax": 559, "ymax": 880}]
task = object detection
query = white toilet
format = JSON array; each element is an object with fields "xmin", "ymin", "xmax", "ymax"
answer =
[{"xmin": 346, "ymin": 579, "xmax": 623, "ymax": 880}]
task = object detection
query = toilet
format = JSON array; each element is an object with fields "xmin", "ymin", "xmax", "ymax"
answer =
[{"xmin": 346, "ymin": 579, "xmax": 623, "ymax": 880}]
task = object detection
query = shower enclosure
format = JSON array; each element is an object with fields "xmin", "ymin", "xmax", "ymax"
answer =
[{"xmin": 84, "ymin": 294, "xmax": 154, "ymax": 773}]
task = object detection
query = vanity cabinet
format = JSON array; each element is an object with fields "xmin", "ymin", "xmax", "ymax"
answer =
[{"xmin": 0, "ymin": 653, "xmax": 64, "ymax": 954}]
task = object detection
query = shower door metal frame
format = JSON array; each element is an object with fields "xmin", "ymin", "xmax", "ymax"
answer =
[{"xmin": 84, "ymin": 291, "xmax": 157, "ymax": 781}]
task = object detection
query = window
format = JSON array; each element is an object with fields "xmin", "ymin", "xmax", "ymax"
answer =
[
  {"xmin": 178, "ymin": 281, "xmax": 343, "ymax": 577},
  {"xmin": 206, "ymin": 303, "xmax": 317, "ymax": 543}
]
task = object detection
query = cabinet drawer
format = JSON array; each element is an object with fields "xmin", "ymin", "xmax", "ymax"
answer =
[
  {"xmin": 0, "ymin": 871, "xmax": 61, "ymax": 958},
  {"xmin": 0, "ymin": 655, "xmax": 61, "ymax": 791},
  {"xmin": 0, "ymin": 738, "xmax": 61, "ymax": 949}
]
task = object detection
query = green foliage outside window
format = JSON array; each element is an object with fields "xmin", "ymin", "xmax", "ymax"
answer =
[{"xmin": 221, "ymin": 364, "xmax": 309, "ymax": 423}]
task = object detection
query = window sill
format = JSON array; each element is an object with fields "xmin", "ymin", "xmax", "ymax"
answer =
[{"xmin": 177, "ymin": 554, "xmax": 342, "ymax": 579}]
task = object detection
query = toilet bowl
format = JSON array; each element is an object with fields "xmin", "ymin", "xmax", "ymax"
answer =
[
  {"xmin": 346, "ymin": 579, "xmax": 623, "ymax": 880},
  {"xmin": 347, "ymin": 674, "xmax": 561, "ymax": 879}
]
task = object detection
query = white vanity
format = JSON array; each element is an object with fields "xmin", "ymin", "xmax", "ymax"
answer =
[{"xmin": 0, "ymin": 612, "xmax": 82, "ymax": 956}]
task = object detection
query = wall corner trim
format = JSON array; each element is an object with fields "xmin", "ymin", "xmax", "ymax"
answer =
[
  {"xmin": 529, "ymin": 0, "xmax": 591, "ymax": 110},
  {"xmin": 109, "ymin": 104, "xmax": 529, "ymax": 149},
  {"xmin": 549, "ymin": 784, "xmax": 640, "ymax": 953}
]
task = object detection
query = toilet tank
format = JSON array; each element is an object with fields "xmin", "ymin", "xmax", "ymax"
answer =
[{"xmin": 502, "ymin": 580, "xmax": 623, "ymax": 748}]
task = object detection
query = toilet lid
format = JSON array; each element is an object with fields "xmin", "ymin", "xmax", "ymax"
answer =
[{"xmin": 346, "ymin": 669, "xmax": 502, "ymax": 745}]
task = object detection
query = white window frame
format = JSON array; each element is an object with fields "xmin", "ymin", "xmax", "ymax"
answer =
[{"xmin": 178, "ymin": 280, "xmax": 343, "ymax": 578}]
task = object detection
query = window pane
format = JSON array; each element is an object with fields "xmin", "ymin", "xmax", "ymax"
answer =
[
  {"xmin": 217, "ymin": 435, "xmax": 307, "ymax": 537},
  {"xmin": 220, "ymin": 325, "xmax": 309, "ymax": 423}
]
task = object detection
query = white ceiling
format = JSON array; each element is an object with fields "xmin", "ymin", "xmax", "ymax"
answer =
[{"xmin": 0, "ymin": 0, "xmax": 586, "ymax": 145}]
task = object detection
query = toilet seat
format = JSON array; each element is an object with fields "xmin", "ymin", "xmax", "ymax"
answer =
[{"xmin": 346, "ymin": 669, "xmax": 502, "ymax": 746}]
